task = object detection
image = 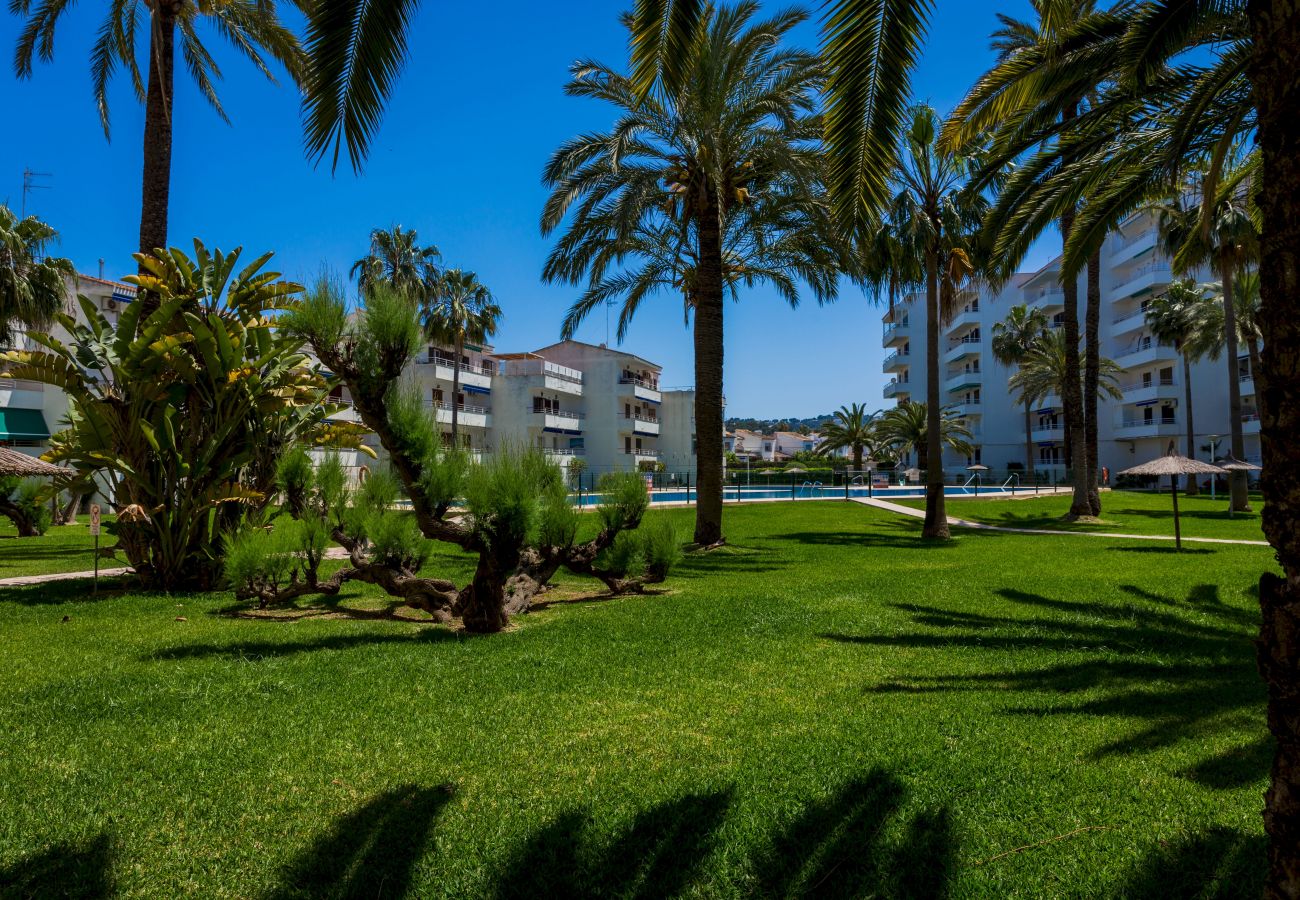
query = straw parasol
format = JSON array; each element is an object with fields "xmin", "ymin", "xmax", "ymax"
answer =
[
  {"xmin": 1216, "ymin": 456, "xmax": 1262, "ymax": 518},
  {"xmin": 0, "ymin": 447, "xmax": 66, "ymax": 480},
  {"xmin": 1119, "ymin": 451, "xmax": 1226, "ymax": 550}
]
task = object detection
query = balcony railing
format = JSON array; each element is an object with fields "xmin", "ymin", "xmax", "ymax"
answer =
[
  {"xmin": 624, "ymin": 448, "xmax": 661, "ymax": 457},
  {"xmin": 618, "ymin": 376, "xmax": 660, "ymax": 391},
  {"xmin": 1111, "ymin": 227, "xmax": 1155, "ymax": 256},
  {"xmin": 1112, "ymin": 307, "xmax": 1148, "ymax": 326},
  {"xmin": 531, "ymin": 407, "xmax": 584, "ymax": 419},
  {"xmin": 1121, "ymin": 376, "xmax": 1176, "ymax": 392},
  {"xmin": 882, "ymin": 350, "xmax": 911, "ymax": 368},
  {"xmin": 1242, "ymin": 412, "xmax": 1261, "ymax": 423},
  {"xmin": 421, "ymin": 355, "xmax": 495, "ymax": 377},
  {"xmin": 1119, "ymin": 417, "xmax": 1179, "ymax": 429},
  {"xmin": 428, "ymin": 400, "xmax": 491, "ymax": 416}
]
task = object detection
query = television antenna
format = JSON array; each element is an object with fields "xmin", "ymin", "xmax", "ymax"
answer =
[{"xmin": 21, "ymin": 168, "xmax": 52, "ymax": 218}]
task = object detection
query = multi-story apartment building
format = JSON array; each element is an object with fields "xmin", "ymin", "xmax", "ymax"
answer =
[
  {"xmin": 1, "ymin": 273, "xmax": 136, "ymax": 459},
  {"xmin": 880, "ymin": 208, "xmax": 1256, "ymax": 479}
]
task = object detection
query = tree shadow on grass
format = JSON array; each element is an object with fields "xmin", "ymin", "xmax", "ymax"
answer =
[
  {"xmin": 147, "ymin": 628, "xmax": 460, "ymax": 662},
  {"xmin": 270, "ymin": 783, "xmax": 454, "ymax": 900},
  {"xmin": 822, "ymin": 585, "xmax": 1267, "ymax": 780},
  {"xmin": 1117, "ymin": 826, "xmax": 1266, "ymax": 898},
  {"xmin": 1108, "ymin": 545, "xmax": 1217, "ymax": 555},
  {"xmin": 491, "ymin": 770, "xmax": 953, "ymax": 899},
  {"xmin": 0, "ymin": 832, "xmax": 115, "ymax": 898},
  {"xmin": 0, "ymin": 577, "xmax": 135, "ymax": 606}
]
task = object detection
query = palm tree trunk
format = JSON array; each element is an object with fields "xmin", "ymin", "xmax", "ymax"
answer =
[
  {"xmin": 1222, "ymin": 263, "xmax": 1251, "ymax": 511},
  {"xmin": 137, "ymin": 3, "xmax": 180, "ymax": 322},
  {"xmin": 1246, "ymin": 5, "xmax": 1300, "ymax": 895},
  {"xmin": 1085, "ymin": 250, "xmax": 1102, "ymax": 514},
  {"xmin": 923, "ymin": 250, "xmax": 949, "ymax": 539},
  {"xmin": 692, "ymin": 202, "xmax": 726, "ymax": 547},
  {"xmin": 451, "ymin": 333, "xmax": 462, "ymax": 449},
  {"xmin": 852, "ymin": 445, "xmax": 863, "ymax": 473},
  {"xmin": 59, "ymin": 490, "xmax": 84, "ymax": 525},
  {"xmin": 1058, "ymin": 203, "xmax": 1091, "ymax": 518},
  {"xmin": 1183, "ymin": 352, "xmax": 1199, "ymax": 495},
  {"xmin": 1024, "ymin": 399, "xmax": 1036, "ymax": 481}
]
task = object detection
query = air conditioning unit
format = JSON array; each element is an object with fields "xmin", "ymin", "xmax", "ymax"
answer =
[{"xmin": 104, "ymin": 299, "xmax": 118, "ymax": 312}]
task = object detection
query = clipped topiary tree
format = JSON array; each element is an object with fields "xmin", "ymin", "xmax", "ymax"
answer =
[{"xmin": 242, "ymin": 278, "xmax": 676, "ymax": 633}]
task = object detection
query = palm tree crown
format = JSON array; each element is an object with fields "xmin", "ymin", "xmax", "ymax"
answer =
[
  {"xmin": 876, "ymin": 402, "xmax": 974, "ymax": 471},
  {"xmin": 1007, "ymin": 329, "xmax": 1122, "ymax": 408},
  {"xmin": 422, "ymin": 269, "xmax": 501, "ymax": 448},
  {"xmin": 352, "ymin": 226, "xmax": 442, "ymax": 300},
  {"xmin": 817, "ymin": 404, "xmax": 880, "ymax": 472},
  {"xmin": 0, "ymin": 206, "xmax": 74, "ymax": 347}
]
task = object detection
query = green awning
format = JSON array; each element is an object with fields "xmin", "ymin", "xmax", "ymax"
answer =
[{"xmin": 0, "ymin": 408, "xmax": 50, "ymax": 441}]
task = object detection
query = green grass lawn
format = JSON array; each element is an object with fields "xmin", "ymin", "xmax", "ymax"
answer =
[
  {"xmin": 0, "ymin": 502, "xmax": 1277, "ymax": 897},
  {"xmin": 896, "ymin": 488, "xmax": 1267, "ymax": 541},
  {"xmin": 0, "ymin": 515, "xmax": 125, "ymax": 579}
]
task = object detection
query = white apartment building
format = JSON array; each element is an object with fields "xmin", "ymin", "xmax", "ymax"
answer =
[
  {"xmin": 881, "ymin": 208, "xmax": 1256, "ymax": 480},
  {"xmin": 1, "ymin": 273, "xmax": 135, "ymax": 459}
]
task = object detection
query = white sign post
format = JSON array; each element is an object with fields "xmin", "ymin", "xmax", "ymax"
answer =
[{"xmin": 89, "ymin": 504, "xmax": 101, "ymax": 593}]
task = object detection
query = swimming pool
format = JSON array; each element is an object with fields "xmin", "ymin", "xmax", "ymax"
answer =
[{"xmin": 570, "ymin": 484, "xmax": 1024, "ymax": 507}]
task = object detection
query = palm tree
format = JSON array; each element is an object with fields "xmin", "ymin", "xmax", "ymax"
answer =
[
  {"xmin": 351, "ymin": 226, "xmax": 441, "ymax": 300},
  {"xmin": 816, "ymin": 404, "xmax": 880, "ymax": 473},
  {"xmin": 421, "ymin": 270, "xmax": 501, "ymax": 449},
  {"xmin": 10, "ymin": 1, "xmax": 303, "ymax": 296},
  {"xmin": 541, "ymin": 4, "xmax": 841, "ymax": 547},
  {"xmin": 944, "ymin": 0, "xmax": 1128, "ymax": 519},
  {"xmin": 1145, "ymin": 279, "xmax": 1223, "ymax": 495},
  {"xmin": 1008, "ymin": 330, "xmax": 1123, "ymax": 438},
  {"xmin": 991, "ymin": 304, "xmax": 1050, "ymax": 480},
  {"xmin": 869, "ymin": 104, "xmax": 986, "ymax": 539},
  {"xmin": 876, "ymin": 402, "xmax": 973, "ymax": 472},
  {"xmin": 1157, "ymin": 183, "xmax": 1258, "ymax": 512},
  {"xmin": 1233, "ymin": 267, "xmax": 1262, "ymax": 387},
  {"xmin": 0, "ymin": 206, "xmax": 74, "ymax": 347}
]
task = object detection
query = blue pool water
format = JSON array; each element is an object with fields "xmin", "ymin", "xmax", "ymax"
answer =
[{"xmin": 572, "ymin": 484, "xmax": 1011, "ymax": 507}]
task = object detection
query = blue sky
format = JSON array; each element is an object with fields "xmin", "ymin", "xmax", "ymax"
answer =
[{"xmin": 0, "ymin": 1, "xmax": 1056, "ymax": 419}]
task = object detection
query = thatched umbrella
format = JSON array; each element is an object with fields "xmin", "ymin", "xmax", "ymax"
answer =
[
  {"xmin": 1119, "ymin": 452, "xmax": 1227, "ymax": 550},
  {"xmin": 0, "ymin": 447, "xmax": 66, "ymax": 480},
  {"xmin": 1217, "ymin": 456, "xmax": 1262, "ymax": 518}
]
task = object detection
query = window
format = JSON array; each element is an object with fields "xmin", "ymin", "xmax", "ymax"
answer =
[
  {"xmin": 1159, "ymin": 367, "xmax": 1174, "ymax": 385},
  {"xmin": 1161, "ymin": 405, "xmax": 1176, "ymax": 424},
  {"xmin": 1142, "ymin": 371, "xmax": 1153, "ymax": 387}
]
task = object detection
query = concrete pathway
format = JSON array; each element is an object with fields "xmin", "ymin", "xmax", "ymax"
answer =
[
  {"xmin": 0, "ymin": 547, "xmax": 353, "ymax": 588},
  {"xmin": 854, "ymin": 496, "xmax": 1271, "ymax": 547}
]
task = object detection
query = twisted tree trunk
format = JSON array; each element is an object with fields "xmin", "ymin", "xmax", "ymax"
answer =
[
  {"xmin": 1085, "ymin": 250, "xmax": 1102, "ymax": 514},
  {"xmin": 692, "ymin": 196, "xmax": 726, "ymax": 547},
  {"xmin": 923, "ymin": 249, "xmax": 949, "ymax": 539},
  {"xmin": 1246, "ymin": 3, "xmax": 1300, "ymax": 896},
  {"xmin": 0, "ymin": 498, "xmax": 40, "ymax": 537}
]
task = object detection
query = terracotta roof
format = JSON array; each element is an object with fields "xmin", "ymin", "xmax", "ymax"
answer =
[{"xmin": 75, "ymin": 273, "xmax": 137, "ymax": 293}]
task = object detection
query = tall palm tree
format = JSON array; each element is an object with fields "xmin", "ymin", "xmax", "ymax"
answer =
[
  {"xmin": 1145, "ymin": 278, "xmax": 1223, "ymax": 495},
  {"xmin": 541, "ymin": 4, "xmax": 841, "ymax": 547},
  {"xmin": 351, "ymin": 226, "xmax": 441, "ymax": 299},
  {"xmin": 1157, "ymin": 183, "xmax": 1258, "ymax": 512},
  {"xmin": 816, "ymin": 403, "xmax": 879, "ymax": 473},
  {"xmin": 421, "ymin": 269, "xmax": 501, "ymax": 448},
  {"xmin": 944, "ymin": 0, "xmax": 1129, "ymax": 519},
  {"xmin": 876, "ymin": 401, "xmax": 973, "ymax": 472},
  {"xmin": 10, "ymin": 1, "xmax": 303, "ymax": 299},
  {"xmin": 870, "ymin": 104, "xmax": 986, "ymax": 539},
  {"xmin": 1233, "ymin": 267, "xmax": 1262, "ymax": 387},
  {"xmin": 991, "ymin": 304, "xmax": 1050, "ymax": 480},
  {"xmin": 0, "ymin": 206, "xmax": 74, "ymax": 347},
  {"xmin": 1008, "ymin": 329, "xmax": 1123, "ymax": 430}
]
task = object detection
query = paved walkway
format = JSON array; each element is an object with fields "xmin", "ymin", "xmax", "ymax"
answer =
[
  {"xmin": 854, "ymin": 496, "xmax": 1271, "ymax": 547},
  {"xmin": 0, "ymin": 547, "xmax": 353, "ymax": 588}
]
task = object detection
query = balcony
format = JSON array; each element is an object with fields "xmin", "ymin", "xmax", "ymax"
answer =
[
  {"xmin": 944, "ymin": 370, "xmax": 982, "ymax": 393},
  {"xmin": 1031, "ymin": 424, "xmax": 1065, "ymax": 442},
  {"xmin": 1110, "ymin": 226, "xmax": 1157, "ymax": 264},
  {"xmin": 1121, "ymin": 376, "xmax": 1178, "ymax": 404},
  {"xmin": 953, "ymin": 400, "xmax": 982, "ymax": 417},
  {"xmin": 947, "ymin": 307, "xmax": 981, "ymax": 332},
  {"xmin": 943, "ymin": 336, "xmax": 981, "ymax": 364},
  {"xmin": 1108, "ymin": 262, "xmax": 1172, "ymax": 302},
  {"xmin": 1115, "ymin": 416, "xmax": 1181, "ymax": 438},
  {"xmin": 430, "ymin": 401, "xmax": 491, "ymax": 429},
  {"xmin": 882, "ymin": 350, "xmax": 911, "ymax": 372},
  {"xmin": 882, "ymin": 321, "xmax": 910, "ymax": 347},
  {"xmin": 619, "ymin": 376, "xmax": 662, "ymax": 404},
  {"xmin": 1242, "ymin": 412, "xmax": 1261, "ymax": 434},
  {"xmin": 542, "ymin": 447, "xmax": 585, "ymax": 464},
  {"xmin": 0, "ymin": 377, "xmax": 46, "ymax": 410},
  {"xmin": 1111, "ymin": 305, "xmax": 1149, "ymax": 336},
  {"xmin": 532, "ymin": 409, "xmax": 584, "ymax": 433},
  {"xmin": 1026, "ymin": 287, "xmax": 1064, "ymax": 312},
  {"xmin": 1240, "ymin": 372, "xmax": 1256, "ymax": 396},
  {"xmin": 507, "ymin": 359, "xmax": 583, "ymax": 396},
  {"xmin": 1113, "ymin": 340, "xmax": 1177, "ymax": 368},
  {"xmin": 883, "ymin": 380, "xmax": 911, "ymax": 399},
  {"xmin": 624, "ymin": 448, "xmax": 661, "ymax": 464},
  {"xmin": 623, "ymin": 414, "xmax": 661, "ymax": 436},
  {"xmin": 419, "ymin": 354, "xmax": 494, "ymax": 391}
]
